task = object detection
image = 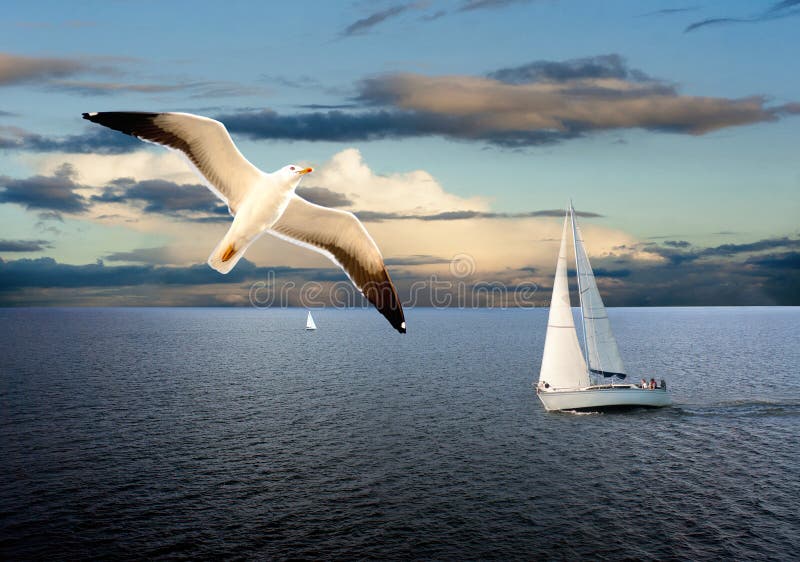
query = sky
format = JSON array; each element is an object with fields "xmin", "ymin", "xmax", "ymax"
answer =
[{"xmin": 1, "ymin": 0, "xmax": 798, "ymax": 307}]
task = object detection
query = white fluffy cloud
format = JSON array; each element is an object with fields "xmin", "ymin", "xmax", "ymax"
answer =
[{"xmin": 313, "ymin": 148, "xmax": 489, "ymax": 214}]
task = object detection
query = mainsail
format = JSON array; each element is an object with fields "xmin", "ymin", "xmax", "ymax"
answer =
[
  {"xmin": 306, "ymin": 311, "xmax": 317, "ymax": 330},
  {"xmin": 570, "ymin": 206, "xmax": 626, "ymax": 379},
  {"xmin": 538, "ymin": 214, "xmax": 590, "ymax": 390}
]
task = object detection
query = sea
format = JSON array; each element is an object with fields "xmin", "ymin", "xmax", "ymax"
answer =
[{"xmin": 1, "ymin": 307, "xmax": 798, "ymax": 560}]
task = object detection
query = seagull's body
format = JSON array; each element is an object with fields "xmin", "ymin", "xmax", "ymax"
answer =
[{"xmin": 83, "ymin": 111, "xmax": 406, "ymax": 333}]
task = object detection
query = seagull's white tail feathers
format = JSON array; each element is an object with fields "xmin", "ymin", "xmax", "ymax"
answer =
[{"xmin": 208, "ymin": 236, "xmax": 248, "ymax": 274}]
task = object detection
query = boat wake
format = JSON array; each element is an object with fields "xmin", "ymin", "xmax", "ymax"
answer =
[{"xmin": 677, "ymin": 399, "xmax": 800, "ymax": 418}]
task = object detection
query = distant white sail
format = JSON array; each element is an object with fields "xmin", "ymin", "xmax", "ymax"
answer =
[
  {"xmin": 538, "ymin": 214, "xmax": 590, "ymax": 390},
  {"xmin": 305, "ymin": 311, "xmax": 317, "ymax": 330},
  {"xmin": 570, "ymin": 206, "xmax": 626, "ymax": 379}
]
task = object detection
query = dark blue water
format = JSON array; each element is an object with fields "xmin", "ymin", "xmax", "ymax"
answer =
[{"xmin": 1, "ymin": 307, "xmax": 798, "ymax": 559}]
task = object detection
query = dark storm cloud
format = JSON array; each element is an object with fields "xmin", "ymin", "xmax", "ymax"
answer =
[
  {"xmin": 487, "ymin": 54, "xmax": 652, "ymax": 84},
  {"xmin": 0, "ymin": 125, "xmax": 140, "ymax": 154},
  {"xmin": 92, "ymin": 178, "xmax": 228, "ymax": 217},
  {"xmin": 663, "ymin": 240, "xmax": 691, "ymax": 248},
  {"xmin": 0, "ymin": 239, "xmax": 51, "ymax": 252},
  {"xmin": 645, "ymin": 236, "xmax": 800, "ymax": 265},
  {"xmin": 594, "ymin": 245, "xmax": 800, "ymax": 306},
  {"xmin": 216, "ymin": 107, "xmax": 586, "ymax": 148},
  {"xmin": 0, "ymin": 163, "xmax": 89, "ymax": 213},
  {"xmin": 591, "ymin": 268, "xmax": 631, "ymax": 279},
  {"xmin": 698, "ymin": 236, "xmax": 799, "ymax": 257},
  {"xmin": 295, "ymin": 104, "xmax": 360, "ymax": 110},
  {"xmin": 295, "ymin": 186, "xmax": 353, "ymax": 207},
  {"xmin": 2, "ymin": 233, "xmax": 799, "ymax": 306},
  {"xmin": 745, "ymin": 251, "xmax": 800, "ymax": 270},
  {"xmin": 216, "ymin": 108, "xmax": 435, "ymax": 142},
  {"xmin": 685, "ymin": 0, "xmax": 800, "ymax": 32},
  {"xmin": 0, "ymin": 257, "xmax": 352, "ymax": 295}
]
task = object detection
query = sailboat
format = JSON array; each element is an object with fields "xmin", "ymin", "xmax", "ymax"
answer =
[
  {"xmin": 305, "ymin": 310, "xmax": 317, "ymax": 331},
  {"xmin": 536, "ymin": 204, "xmax": 670, "ymax": 411}
]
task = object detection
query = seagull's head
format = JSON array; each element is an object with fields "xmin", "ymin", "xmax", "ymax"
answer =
[{"xmin": 281, "ymin": 164, "xmax": 313, "ymax": 185}]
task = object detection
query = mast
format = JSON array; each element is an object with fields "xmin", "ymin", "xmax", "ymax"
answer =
[
  {"xmin": 570, "ymin": 203, "xmax": 628, "ymax": 382},
  {"xmin": 569, "ymin": 202, "xmax": 591, "ymax": 385}
]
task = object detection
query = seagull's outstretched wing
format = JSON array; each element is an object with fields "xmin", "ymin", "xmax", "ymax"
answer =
[
  {"xmin": 271, "ymin": 195, "xmax": 406, "ymax": 334},
  {"xmin": 82, "ymin": 112, "xmax": 261, "ymax": 213}
]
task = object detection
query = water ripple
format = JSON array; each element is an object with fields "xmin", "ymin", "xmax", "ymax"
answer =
[{"xmin": 1, "ymin": 307, "xmax": 799, "ymax": 559}]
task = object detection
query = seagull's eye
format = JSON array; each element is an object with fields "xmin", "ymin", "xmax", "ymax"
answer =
[{"xmin": 290, "ymin": 166, "xmax": 296, "ymax": 171}]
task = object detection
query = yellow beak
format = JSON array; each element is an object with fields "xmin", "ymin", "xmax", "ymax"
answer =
[{"xmin": 297, "ymin": 167, "xmax": 313, "ymax": 175}]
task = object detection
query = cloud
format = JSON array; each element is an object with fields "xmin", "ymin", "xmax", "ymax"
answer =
[
  {"xmin": 745, "ymin": 251, "xmax": 800, "ymax": 270},
  {"xmin": 355, "ymin": 209, "xmax": 602, "ymax": 222},
  {"xmin": 295, "ymin": 104, "xmax": 360, "ymax": 110},
  {"xmin": 685, "ymin": 0, "xmax": 800, "ymax": 32},
  {"xmin": 0, "ymin": 125, "xmax": 140, "ymax": 153},
  {"xmin": 2, "ymin": 233, "xmax": 799, "ymax": 306},
  {"xmin": 662, "ymin": 240, "xmax": 691, "ymax": 248},
  {"xmin": 487, "ymin": 54, "xmax": 652, "ymax": 84},
  {"xmin": 591, "ymin": 267, "xmax": 631, "ymax": 279},
  {"xmin": 0, "ymin": 163, "xmax": 89, "ymax": 213},
  {"xmin": 384, "ymin": 254, "xmax": 452, "ymax": 266},
  {"xmin": 356, "ymin": 67, "xmax": 796, "ymax": 138},
  {"xmin": 459, "ymin": 0, "xmax": 532, "ymax": 12},
  {"xmin": 216, "ymin": 108, "xmax": 432, "ymax": 142},
  {"xmin": 309, "ymin": 148, "xmax": 489, "ymax": 215},
  {"xmin": 37, "ymin": 211, "xmax": 64, "ymax": 222},
  {"xmin": 643, "ymin": 236, "xmax": 800, "ymax": 264},
  {"xmin": 698, "ymin": 236, "xmax": 800, "ymax": 257},
  {"xmin": 343, "ymin": 4, "xmax": 415, "ymax": 36},
  {"xmin": 48, "ymin": 80, "xmax": 190, "ymax": 95},
  {"xmin": 104, "ymin": 246, "xmax": 177, "ymax": 265},
  {"xmin": 0, "ymin": 52, "xmax": 261, "ymax": 98},
  {"xmin": 217, "ymin": 55, "xmax": 799, "ymax": 148},
  {"xmin": 639, "ymin": 7, "xmax": 697, "ymax": 17},
  {"xmin": 0, "ymin": 52, "xmax": 93, "ymax": 86},
  {"xmin": 47, "ymin": 79, "xmax": 265, "ymax": 98},
  {"xmin": 295, "ymin": 186, "xmax": 353, "ymax": 207},
  {"xmin": 92, "ymin": 177, "xmax": 228, "ymax": 218},
  {"xmin": 0, "ymin": 239, "xmax": 51, "ymax": 252},
  {"xmin": 0, "ymin": 258, "xmax": 345, "ymax": 293},
  {"xmin": 20, "ymin": 148, "xmax": 624, "ymax": 278}
]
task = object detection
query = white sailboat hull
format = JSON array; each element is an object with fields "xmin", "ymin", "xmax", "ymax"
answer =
[{"xmin": 537, "ymin": 385, "xmax": 671, "ymax": 411}]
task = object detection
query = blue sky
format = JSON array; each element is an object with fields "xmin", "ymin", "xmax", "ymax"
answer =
[{"xmin": 1, "ymin": 0, "xmax": 798, "ymax": 306}]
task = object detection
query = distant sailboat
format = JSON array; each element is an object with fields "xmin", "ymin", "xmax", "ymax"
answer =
[
  {"xmin": 536, "ymin": 204, "xmax": 671, "ymax": 411},
  {"xmin": 305, "ymin": 310, "xmax": 317, "ymax": 331}
]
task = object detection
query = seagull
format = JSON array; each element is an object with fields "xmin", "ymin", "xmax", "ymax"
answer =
[{"xmin": 82, "ymin": 111, "xmax": 406, "ymax": 333}]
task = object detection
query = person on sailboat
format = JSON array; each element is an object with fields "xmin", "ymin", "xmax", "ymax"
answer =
[
  {"xmin": 640, "ymin": 378, "xmax": 648, "ymax": 389},
  {"xmin": 649, "ymin": 378, "xmax": 656, "ymax": 390}
]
